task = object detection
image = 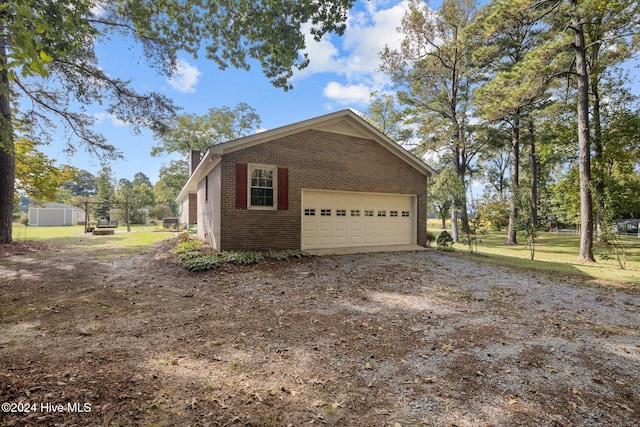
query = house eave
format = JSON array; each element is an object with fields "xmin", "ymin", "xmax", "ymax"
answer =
[{"xmin": 176, "ymin": 152, "xmax": 220, "ymax": 202}]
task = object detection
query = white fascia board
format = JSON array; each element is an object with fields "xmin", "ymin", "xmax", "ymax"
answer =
[{"xmin": 176, "ymin": 152, "xmax": 220, "ymax": 202}]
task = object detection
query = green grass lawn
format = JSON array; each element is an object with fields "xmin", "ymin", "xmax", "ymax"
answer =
[
  {"xmin": 11, "ymin": 221, "xmax": 640, "ymax": 286},
  {"xmin": 427, "ymin": 220, "xmax": 640, "ymax": 286},
  {"xmin": 10, "ymin": 223, "xmax": 175, "ymax": 257}
]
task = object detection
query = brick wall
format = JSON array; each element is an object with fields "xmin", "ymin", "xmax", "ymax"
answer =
[{"xmin": 216, "ymin": 130, "xmax": 428, "ymax": 250}]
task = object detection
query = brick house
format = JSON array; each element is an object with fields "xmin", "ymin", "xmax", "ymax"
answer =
[{"xmin": 176, "ymin": 109, "xmax": 436, "ymax": 251}]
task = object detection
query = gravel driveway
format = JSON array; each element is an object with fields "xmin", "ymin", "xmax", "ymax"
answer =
[{"xmin": 1, "ymin": 241, "xmax": 638, "ymax": 426}]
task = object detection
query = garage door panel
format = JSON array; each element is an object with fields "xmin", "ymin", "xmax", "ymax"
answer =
[
  {"xmin": 319, "ymin": 236, "xmax": 333, "ymax": 245},
  {"xmin": 319, "ymin": 222, "xmax": 333, "ymax": 232},
  {"xmin": 363, "ymin": 234, "xmax": 376, "ymax": 244},
  {"xmin": 335, "ymin": 236, "xmax": 349, "ymax": 245},
  {"xmin": 335, "ymin": 221, "xmax": 348, "ymax": 231},
  {"xmin": 302, "ymin": 190, "xmax": 415, "ymax": 250},
  {"xmin": 303, "ymin": 222, "xmax": 317, "ymax": 232}
]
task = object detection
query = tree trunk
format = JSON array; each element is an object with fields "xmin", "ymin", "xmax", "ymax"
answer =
[
  {"xmin": 506, "ymin": 117, "xmax": 520, "ymax": 245},
  {"xmin": 586, "ymin": 16, "xmax": 605, "ymax": 242},
  {"xmin": 591, "ymin": 69, "xmax": 605, "ymax": 242},
  {"xmin": 571, "ymin": 5, "xmax": 595, "ymax": 262},
  {"xmin": 529, "ymin": 119, "xmax": 538, "ymax": 228},
  {"xmin": 453, "ymin": 145, "xmax": 470, "ymax": 238},
  {"xmin": 0, "ymin": 14, "xmax": 14, "ymax": 244},
  {"xmin": 450, "ymin": 199, "xmax": 459, "ymax": 243}
]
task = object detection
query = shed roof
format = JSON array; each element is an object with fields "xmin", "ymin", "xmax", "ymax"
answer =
[{"xmin": 34, "ymin": 202, "xmax": 82, "ymax": 210}]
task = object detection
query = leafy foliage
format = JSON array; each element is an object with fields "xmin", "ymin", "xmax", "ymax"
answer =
[
  {"xmin": 172, "ymin": 236, "xmax": 310, "ymax": 271},
  {"xmin": 266, "ymin": 249, "xmax": 310, "ymax": 261},
  {"xmin": 14, "ymin": 139, "xmax": 77, "ymax": 202},
  {"xmin": 514, "ymin": 189, "xmax": 537, "ymax": 260},
  {"xmin": 114, "ymin": 174, "xmax": 156, "ymax": 224},
  {"xmin": 151, "ymin": 103, "xmax": 262, "ymax": 156},
  {"xmin": 364, "ymin": 92, "xmax": 414, "ymax": 145},
  {"xmin": 425, "ymin": 231, "xmax": 437, "ymax": 248},
  {"xmin": 476, "ymin": 199, "xmax": 510, "ymax": 231},
  {"xmin": 92, "ymin": 167, "xmax": 115, "ymax": 220},
  {"xmin": 175, "ymin": 239, "xmax": 204, "ymax": 255},
  {"xmin": 436, "ymin": 231, "xmax": 455, "ymax": 251},
  {"xmin": 380, "ymin": 0, "xmax": 481, "ymax": 237},
  {"xmin": 219, "ymin": 251, "xmax": 265, "ymax": 265},
  {"xmin": 59, "ymin": 169, "xmax": 97, "ymax": 198},
  {"xmin": 1, "ymin": 0, "xmax": 357, "ymax": 243},
  {"xmin": 184, "ymin": 256, "xmax": 221, "ymax": 272}
]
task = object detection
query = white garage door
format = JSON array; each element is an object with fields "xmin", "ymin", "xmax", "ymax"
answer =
[{"xmin": 301, "ymin": 190, "xmax": 415, "ymax": 250}]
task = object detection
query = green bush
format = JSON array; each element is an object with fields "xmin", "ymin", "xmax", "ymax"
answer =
[
  {"xmin": 184, "ymin": 256, "xmax": 221, "ymax": 271},
  {"xmin": 173, "ymin": 239, "xmax": 311, "ymax": 272},
  {"xmin": 266, "ymin": 249, "xmax": 310, "ymax": 260},
  {"xmin": 425, "ymin": 231, "xmax": 437, "ymax": 247},
  {"xmin": 175, "ymin": 239, "xmax": 205, "ymax": 255},
  {"xmin": 174, "ymin": 238, "xmax": 211, "ymax": 263},
  {"xmin": 220, "ymin": 251, "xmax": 264, "ymax": 265},
  {"xmin": 436, "ymin": 230, "xmax": 454, "ymax": 251},
  {"xmin": 476, "ymin": 199, "xmax": 509, "ymax": 231}
]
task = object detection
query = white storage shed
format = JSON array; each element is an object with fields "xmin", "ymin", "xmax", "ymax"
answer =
[{"xmin": 28, "ymin": 202, "xmax": 86, "ymax": 226}]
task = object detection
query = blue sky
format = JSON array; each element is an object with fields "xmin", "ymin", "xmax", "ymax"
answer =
[
  {"xmin": 39, "ymin": 0, "xmax": 639, "ymax": 184},
  {"xmin": 40, "ymin": 0, "xmax": 417, "ymax": 183}
]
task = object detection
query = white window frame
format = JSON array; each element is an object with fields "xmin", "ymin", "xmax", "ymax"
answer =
[{"xmin": 248, "ymin": 163, "xmax": 277, "ymax": 210}]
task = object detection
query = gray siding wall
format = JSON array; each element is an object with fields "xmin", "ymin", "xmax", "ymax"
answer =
[{"xmin": 197, "ymin": 164, "xmax": 222, "ymax": 250}]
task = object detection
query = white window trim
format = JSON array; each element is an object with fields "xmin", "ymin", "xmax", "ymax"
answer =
[{"xmin": 247, "ymin": 163, "xmax": 278, "ymax": 210}]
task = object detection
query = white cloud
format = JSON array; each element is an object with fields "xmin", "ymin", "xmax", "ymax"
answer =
[
  {"xmin": 167, "ymin": 59, "xmax": 202, "ymax": 93},
  {"xmin": 323, "ymin": 82, "xmax": 371, "ymax": 105},
  {"xmin": 94, "ymin": 112, "xmax": 128, "ymax": 127},
  {"xmin": 340, "ymin": 0, "xmax": 409, "ymax": 76},
  {"xmin": 297, "ymin": 0, "xmax": 415, "ymax": 104}
]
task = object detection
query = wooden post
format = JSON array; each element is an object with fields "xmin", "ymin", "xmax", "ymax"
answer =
[{"xmin": 84, "ymin": 201, "xmax": 89, "ymax": 233}]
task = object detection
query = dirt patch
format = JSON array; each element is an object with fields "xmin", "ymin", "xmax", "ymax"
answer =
[{"xmin": 1, "ymin": 237, "xmax": 638, "ymax": 426}]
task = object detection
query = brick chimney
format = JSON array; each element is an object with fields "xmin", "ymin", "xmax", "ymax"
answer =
[{"xmin": 189, "ymin": 149, "xmax": 201, "ymax": 176}]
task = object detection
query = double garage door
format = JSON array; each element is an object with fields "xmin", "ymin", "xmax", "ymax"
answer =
[{"xmin": 301, "ymin": 190, "xmax": 415, "ymax": 250}]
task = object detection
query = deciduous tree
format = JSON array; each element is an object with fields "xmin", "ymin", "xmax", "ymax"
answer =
[
  {"xmin": 151, "ymin": 103, "xmax": 262, "ymax": 156},
  {"xmin": 14, "ymin": 139, "xmax": 77, "ymax": 202},
  {"xmin": 60, "ymin": 169, "xmax": 97, "ymax": 198},
  {"xmin": 154, "ymin": 160, "xmax": 189, "ymax": 215},
  {"xmin": 92, "ymin": 167, "xmax": 115, "ymax": 220},
  {"xmin": 364, "ymin": 92, "xmax": 414, "ymax": 146},
  {"xmin": 380, "ymin": 0, "xmax": 481, "ymax": 241},
  {"xmin": 0, "ymin": 0, "xmax": 355, "ymax": 243}
]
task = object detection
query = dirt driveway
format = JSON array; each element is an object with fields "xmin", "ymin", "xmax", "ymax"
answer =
[{"xmin": 0, "ymin": 238, "xmax": 638, "ymax": 426}]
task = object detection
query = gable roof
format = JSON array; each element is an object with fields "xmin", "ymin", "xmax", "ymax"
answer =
[{"xmin": 178, "ymin": 109, "xmax": 436, "ymax": 201}]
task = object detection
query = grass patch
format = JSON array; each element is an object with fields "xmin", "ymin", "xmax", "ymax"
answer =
[
  {"xmin": 11, "ymin": 223, "xmax": 172, "ymax": 257},
  {"xmin": 427, "ymin": 221, "xmax": 640, "ymax": 286}
]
